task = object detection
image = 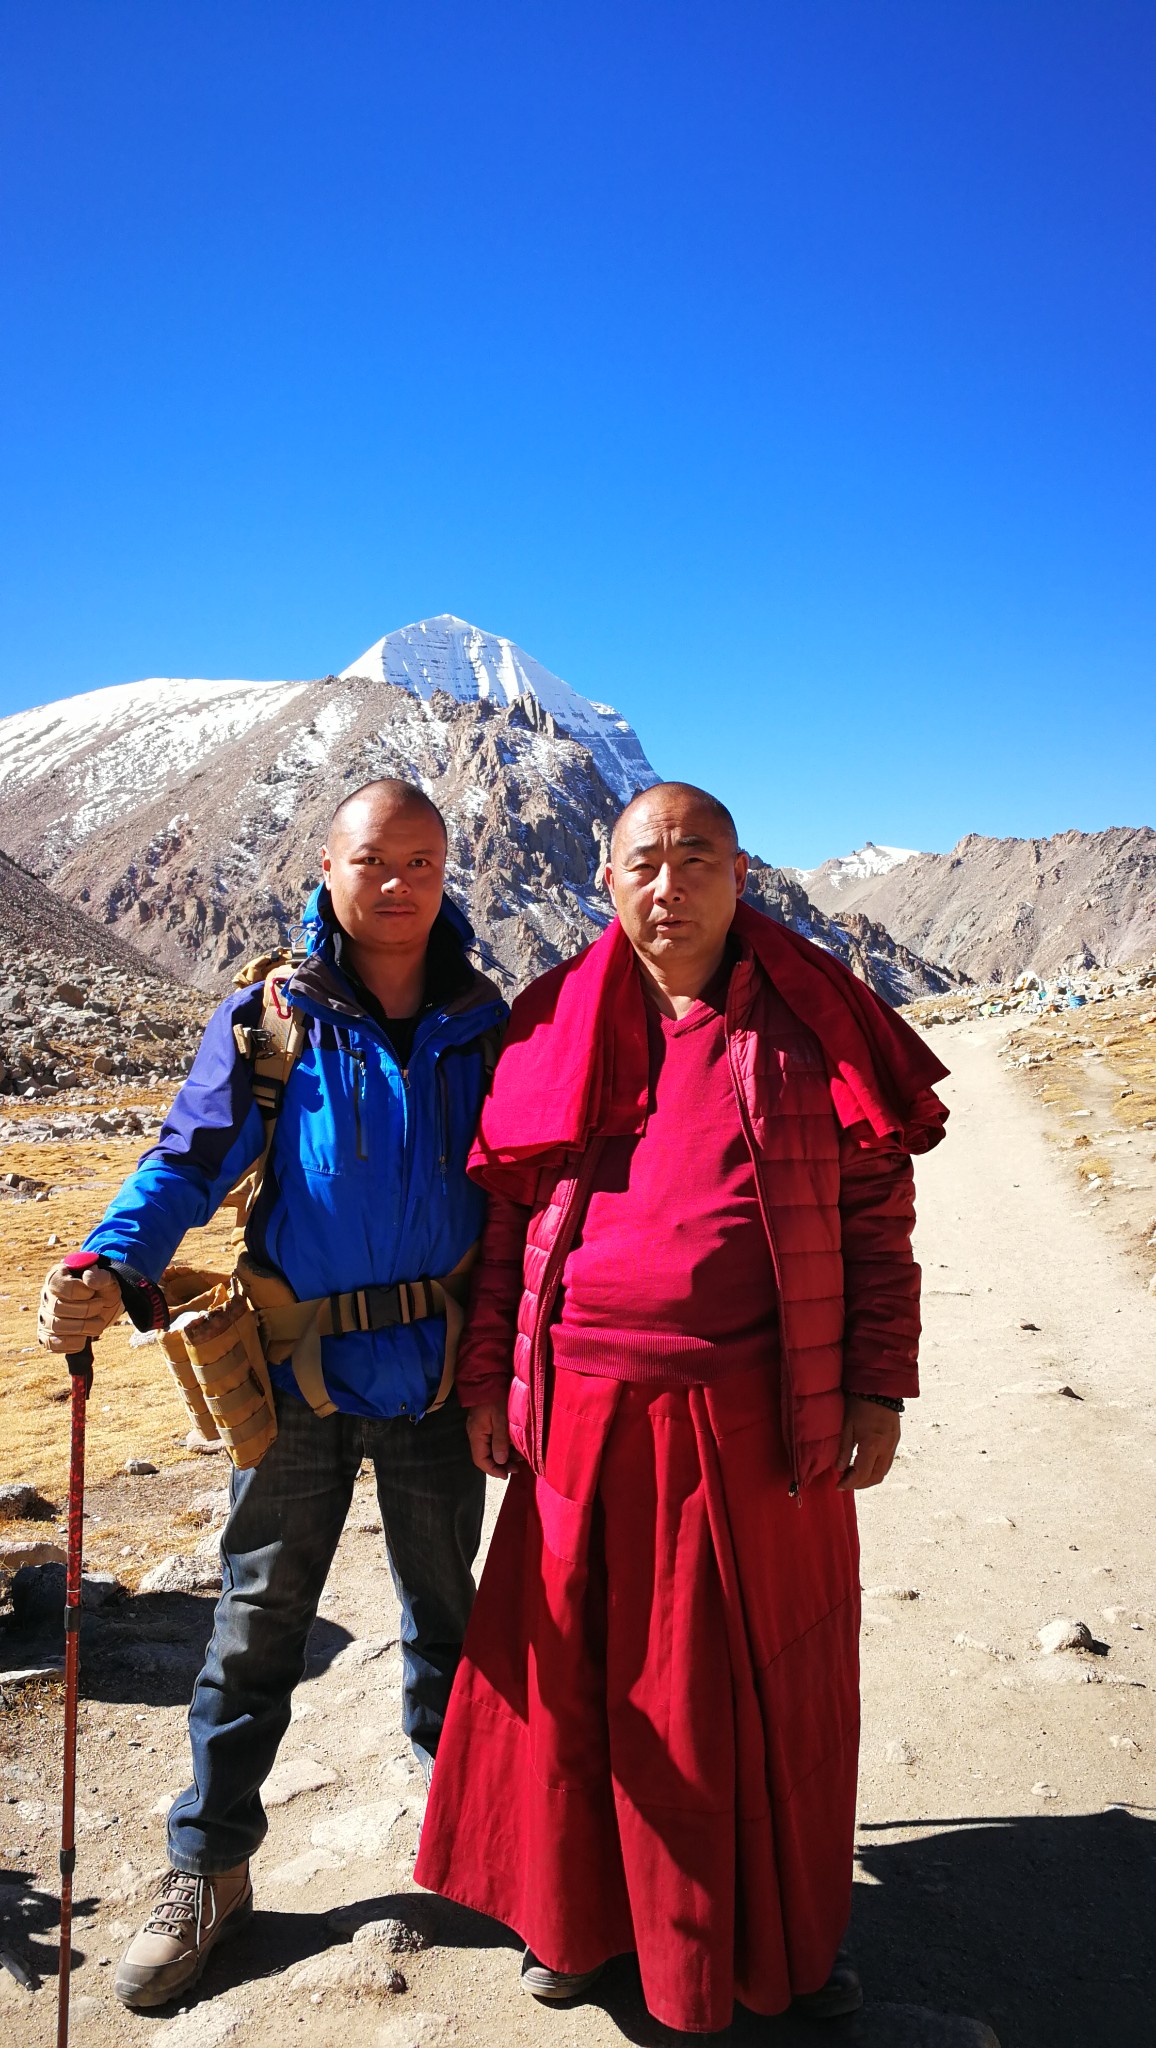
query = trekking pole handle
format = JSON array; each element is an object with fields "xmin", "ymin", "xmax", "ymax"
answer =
[{"xmin": 58, "ymin": 1250, "xmax": 170, "ymax": 1371}]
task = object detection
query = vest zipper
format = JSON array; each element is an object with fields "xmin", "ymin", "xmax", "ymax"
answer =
[
  {"xmin": 526, "ymin": 1140, "xmax": 605, "ymax": 1473},
  {"xmin": 724, "ymin": 1025, "xmax": 802, "ymax": 1498}
]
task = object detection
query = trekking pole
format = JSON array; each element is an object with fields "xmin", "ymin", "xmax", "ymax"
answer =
[
  {"xmin": 53, "ymin": 1252, "xmax": 169, "ymax": 2048},
  {"xmin": 56, "ymin": 1328, "xmax": 92, "ymax": 2048}
]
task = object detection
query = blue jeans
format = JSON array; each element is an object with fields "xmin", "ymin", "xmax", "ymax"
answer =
[{"xmin": 168, "ymin": 1387, "xmax": 485, "ymax": 1875}]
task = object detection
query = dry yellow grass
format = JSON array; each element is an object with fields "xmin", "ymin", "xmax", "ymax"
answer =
[{"xmin": 1, "ymin": 1114, "xmax": 237, "ymax": 1502}]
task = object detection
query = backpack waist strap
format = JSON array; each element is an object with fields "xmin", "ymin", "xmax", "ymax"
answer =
[{"xmin": 237, "ymin": 1246, "xmax": 477, "ymax": 1418}]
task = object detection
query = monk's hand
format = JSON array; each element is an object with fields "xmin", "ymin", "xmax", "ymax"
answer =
[
  {"xmin": 836, "ymin": 1394, "xmax": 902, "ymax": 1491},
  {"xmin": 466, "ymin": 1401, "xmax": 518, "ymax": 1480}
]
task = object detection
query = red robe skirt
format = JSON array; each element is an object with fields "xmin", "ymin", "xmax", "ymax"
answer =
[{"xmin": 414, "ymin": 1364, "xmax": 861, "ymax": 2034}]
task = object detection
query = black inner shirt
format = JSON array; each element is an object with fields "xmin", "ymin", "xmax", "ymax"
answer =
[{"xmin": 332, "ymin": 918, "xmax": 474, "ymax": 1067}]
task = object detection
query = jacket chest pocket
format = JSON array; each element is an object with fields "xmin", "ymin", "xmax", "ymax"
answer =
[{"xmin": 281, "ymin": 1043, "xmax": 396, "ymax": 1177}]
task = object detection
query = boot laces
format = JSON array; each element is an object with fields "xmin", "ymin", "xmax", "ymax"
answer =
[{"xmin": 143, "ymin": 1869, "xmax": 206, "ymax": 1940}]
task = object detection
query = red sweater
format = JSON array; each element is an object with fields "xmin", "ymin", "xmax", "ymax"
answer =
[{"xmin": 552, "ymin": 977, "xmax": 778, "ymax": 1382}]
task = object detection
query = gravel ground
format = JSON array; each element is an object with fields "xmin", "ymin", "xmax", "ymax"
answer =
[{"xmin": 2, "ymin": 1018, "xmax": 1154, "ymax": 2048}]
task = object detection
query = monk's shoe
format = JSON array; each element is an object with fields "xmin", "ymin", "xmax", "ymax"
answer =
[
  {"xmin": 520, "ymin": 1947, "xmax": 605, "ymax": 2001},
  {"xmin": 791, "ymin": 1951, "xmax": 864, "ymax": 2020}
]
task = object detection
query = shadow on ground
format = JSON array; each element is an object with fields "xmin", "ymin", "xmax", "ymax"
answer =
[
  {"xmin": 13, "ymin": 1808, "xmax": 1149, "ymax": 2044},
  {"xmin": 200, "ymin": 1889, "xmax": 522, "ymax": 2003},
  {"xmin": 155, "ymin": 1808, "xmax": 1155, "ymax": 2046},
  {"xmin": 0, "ymin": 1868, "xmax": 98, "ymax": 1990},
  {"xmin": 846, "ymin": 1807, "xmax": 1155, "ymax": 2048},
  {"xmin": 1, "ymin": 1591, "xmax": 354, "ymax": 1708}
]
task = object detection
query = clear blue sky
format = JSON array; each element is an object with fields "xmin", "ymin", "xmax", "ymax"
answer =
[{"xmin": 1, "ymin": 3, "xmax": 1153, "ymax": 869}]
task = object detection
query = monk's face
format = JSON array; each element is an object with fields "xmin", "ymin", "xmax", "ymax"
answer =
[
  {"xmin": 604, "ymin": 794, "xmax": 749, "ymax": 983},
  {"xmin": 321, "ymin": 795, "xmax": 446, "ymax": 957}
]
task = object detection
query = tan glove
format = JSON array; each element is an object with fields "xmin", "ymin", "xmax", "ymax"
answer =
[{"xmin": 38, "ymin": 1261, "xmax": 123, "ymax": 1354}]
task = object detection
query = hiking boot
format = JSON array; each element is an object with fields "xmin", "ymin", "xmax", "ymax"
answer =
[
  {"xmin": 114, "ymin": 1863, "xmax": 252, "ymax": 2009},
  {"xmin": 792, "ymin": 1951, "xmax": 864, "ymax": 2020},
  {"xmin": 520, "ymin": 1947, "xmax": 605, "ymax": 2001}
]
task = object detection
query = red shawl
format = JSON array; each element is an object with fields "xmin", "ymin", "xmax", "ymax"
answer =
[{"xmin": 469, "ymin": 902, "xmax": 949, "ymax": 1196}]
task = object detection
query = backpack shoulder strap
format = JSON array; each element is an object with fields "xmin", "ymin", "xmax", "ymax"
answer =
[
  {"xmin": 477, "ymin": 1020, "xmax": 503, "ymax": 1090},
  {"xmin": 232, "ymin": 968, "xmax": 309, "ymax": 1141},
  {"xmin": 224, "ymin": 969, "xmax": 309, "ymax": 1232}
]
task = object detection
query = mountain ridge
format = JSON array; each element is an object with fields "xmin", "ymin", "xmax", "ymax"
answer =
[
  {"xmin": 0, "ymin": 616, "xmax": 962, "ymax": 1004},
  {"xmin": 804, "ymin": 825, "xmax": 1156, "ymax": 981}
]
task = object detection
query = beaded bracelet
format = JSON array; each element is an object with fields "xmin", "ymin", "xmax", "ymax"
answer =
[{"xmin": 853, "ymin": 1392, "xmax": 905, "ymax": 1413}]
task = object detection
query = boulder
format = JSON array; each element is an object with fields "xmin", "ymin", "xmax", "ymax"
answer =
[
  {"xmin": 0, "ymin": 1539, "xmax": 66, "ymax": 1571},
  {"xmin": 138, "ymin": 1554, "xmax": 222, "ymax": 1595},
  {"xmin": 1037, "ymin": 1617, "xmax": 1096, "ymax": 1654},
  {"xmin": 11, "ymin": 1564, "xmax": 124, "ymax": 1623}
]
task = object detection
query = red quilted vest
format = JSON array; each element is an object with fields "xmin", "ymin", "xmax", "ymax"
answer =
[{"xmin": 462, "ymin": 948, "xmax": 919, "ymax": 1490}]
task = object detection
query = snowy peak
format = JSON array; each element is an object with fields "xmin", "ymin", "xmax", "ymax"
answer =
[
  {"xmin": 0, "ymin": 677, "xmax": 310, "ymax": 846},
  {"xmin": 340, "ymin": 615, "xmax": 656, "ymax": 804},
  {"xmin": 798, "ymin": 842, "xmax": 921, "ymax": 892}
]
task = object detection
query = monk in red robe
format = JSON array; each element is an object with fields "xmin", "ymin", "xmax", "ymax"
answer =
[{"xmin": 415, "ymin": 782, "xmax": 948, "ymax": 2032}]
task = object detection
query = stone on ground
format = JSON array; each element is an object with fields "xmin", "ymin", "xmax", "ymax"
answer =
[
  {"xmin": 155, "ymin": 2001, "xmax": 246, "ymax": 2046},
  {"xmin": 264, "ymin": 1847, "xmax": 345, "ymax": 1887},
  {"xmin": 286, "ymin": 1918, "xmax": 417, "ymax": 1997},
  {"xmin": 139, "ymin": 1553, "xmax": 222, "ymax": 1594},
  {"xmin": 310, "ymin": 1798, "xmax": 405, "ymax": 1859},
  {"xmin": 1037, "ymin": 1616, "xmax": 1095, "ymax": 1653},
  {"xmin": 262, "ymin": 1754, "xmax": 339, "ymax": 1807}
]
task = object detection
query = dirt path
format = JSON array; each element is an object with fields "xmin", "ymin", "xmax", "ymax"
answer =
[{"xmin": 3, "ymin": 1022, "xmax": 1154, "ymax": 2048}]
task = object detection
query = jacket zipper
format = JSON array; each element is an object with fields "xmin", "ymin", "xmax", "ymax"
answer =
[
  {"xmin": 436, "ymin": 1059, "xmax": 450, "ymax": 1187},
  {"xmin": 526, "ymin": 1139, "xmax": 605, "ymax": 1473},
  {"xmin": 724, "ymin": 1022, "xmax": 802, "ymax": 1498},
  {"xmin": 351, "ymin": 1049, "xmax": 368, "ymax": 1161}
]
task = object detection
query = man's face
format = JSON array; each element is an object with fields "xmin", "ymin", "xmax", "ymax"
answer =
[
  {"xmin": 604, "ymin": 795, "xmax": 749, "ymax": 975},
  {"xmin": 321, "ymin": 799, "xmax": 447, "ymax": 955}
]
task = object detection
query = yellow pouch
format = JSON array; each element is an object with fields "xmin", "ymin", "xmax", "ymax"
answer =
[{"xmin": 159, "ymin": 1270, "xmax": 278, "ymax": 1471}]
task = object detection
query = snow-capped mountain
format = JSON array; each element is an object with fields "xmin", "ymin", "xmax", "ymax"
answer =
[
  {"xmin": 0, "ymin": 618, "xmax": 961, "ymax": 1000},
  {"xmin": 796, "ymin": 842, "xmax": 921, "ymax": 895},
  {"xmin": 341, "ymin": 616, "xmax": 655, "ymax": 805},
  {"xmin": 0, "ymin": 617, "xmax": 656, "ymax": 865},
  {"xmin": 0, "ymin": 677, "xmax": 316, "ymax": 859}
]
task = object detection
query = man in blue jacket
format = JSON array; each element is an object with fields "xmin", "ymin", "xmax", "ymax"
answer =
[{"xmin": 38, "ymin": 777, "xmax": 507, "ymax": 2008}]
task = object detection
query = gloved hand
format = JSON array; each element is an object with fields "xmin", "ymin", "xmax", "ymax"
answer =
[{"xmin": 38, "ymin": 1261, "xmax": 123, "ymax": 1353}]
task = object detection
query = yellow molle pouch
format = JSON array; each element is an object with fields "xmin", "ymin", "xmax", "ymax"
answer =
[{"xmin": 159, "ymin": 1272, "xmax": 278, "ymax": 1471}]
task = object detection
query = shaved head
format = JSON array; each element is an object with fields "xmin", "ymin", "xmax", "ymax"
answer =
[
  {"xmin": 604, "ymin": 781, "xmax": 747, "ymax": 1006},
  {"xmin": 611, "ymin": 782, "xmax": 739, "ymax": 857},
  {"xmin": 321, "ymin": 777, "xmax": 448, "ymax": 990},
  {"xmin": 329, "ymin": 778, "xmax": 447, "ymax": 847}
]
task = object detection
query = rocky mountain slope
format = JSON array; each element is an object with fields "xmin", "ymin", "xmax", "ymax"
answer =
[
  {"xmin": 0, "ymin": 617, "xmax": 958, "ymax": 1003},
  {"xmin": 0, "ymin": 850, "xmax": 206, "ymax": 1117},
  {"xmin": 804, "ymin": 827, "xmax": 1156, "ymax": 984},
  {"xmin": 0, "ymin": 848, "xmax": 170, "ymax": 980},
  {"xmin": 743, "ymin": 861, "xmax": 962, "ymax": 1005}
]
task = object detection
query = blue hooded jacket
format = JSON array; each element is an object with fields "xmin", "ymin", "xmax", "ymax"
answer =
[{"xmin": 83, "ymin": 888, "xmax": 508, "ymax": 1419}]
